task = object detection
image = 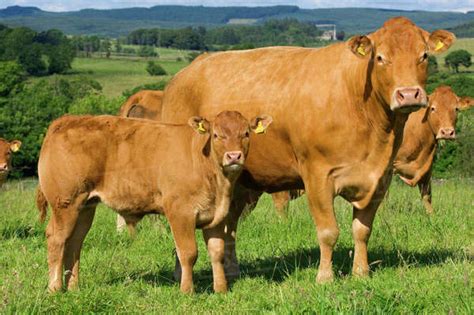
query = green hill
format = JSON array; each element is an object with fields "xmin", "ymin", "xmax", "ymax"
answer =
[
  {"xmin": 0, "ymin": 5, "xmax": 473, "ymax": 37},
  {"xmin": 449, "ymin": 21, "xmax": 474, "ymax": 38}
]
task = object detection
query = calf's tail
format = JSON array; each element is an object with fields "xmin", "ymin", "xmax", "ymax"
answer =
[{"xmin": 36, "ymin": 186, "xmax": 48, "ymax": 223}]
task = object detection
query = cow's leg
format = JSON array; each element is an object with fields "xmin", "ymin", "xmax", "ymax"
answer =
[
  {"xmin": 168, "ymin": 214, "xmax": 197, "ymax": 293},
  {"xmin": 116, "ymin": 215, "xmax": 127, "ymax": 233},
  {"xmin": 203, "ymin": 224, "xmax": 227, "ymax": 293},
  {"xmin": 303, "ymin": 169, "xmax": 338, "ymax": 283},
  {"xmin": 46, "ymin": 195, "xmax": 87, "ymax": 292},
  {"xmin": 64, "ymin": 203, "xmax": 96, "ymax": 291},
  {"xmin": 418, "ymin": 171, "xmax": 433, "ymax": 214},
  {"xmin": 271, "ymin": 191, "xmax": 290, "ymax": 217},
  {"xmin": 352, "ymin": 186, "xmax": 387, "ymax": 277}
]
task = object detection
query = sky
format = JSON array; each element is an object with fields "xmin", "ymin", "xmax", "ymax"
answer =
[{"xmin": 1, "ymin": 0, "xmax": 473, "ymax": 13}]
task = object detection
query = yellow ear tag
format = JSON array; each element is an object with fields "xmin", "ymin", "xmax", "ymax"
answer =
[
  {"xmin": 255, "ymin": 121, "xmax": 266, "ymax": 134},
  {"xmin": 357, "ymin": 44, "xmax": 366, "ymax": 56},
  {"xmin": 197, "ymin": 121, "xmax": 206, "ymax": 133},
  {"xmin": 10, "ymin": 143, "xmax": 20, "ymax": 152},
  {"xmin": 435, "ymin": 40, "xmax": 444, "ymax": 51}
]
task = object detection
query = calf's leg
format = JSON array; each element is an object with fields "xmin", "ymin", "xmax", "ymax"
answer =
[
  {"xmin": 271, "ymin": 191, "xmax": 291, "ymax": 218},
  {"xmin": 64, "ymin": 203, "xmax": 96, "ymax": 290},
  {"xmin": 168, "ymin": 213, "xmax": 198, "ymax": 293},
  {"xmin": 203, "ymin": 224, "xmax": 227, "ymax": 293}
]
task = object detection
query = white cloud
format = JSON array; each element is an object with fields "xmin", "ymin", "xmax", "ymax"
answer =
[{"xmin": 1, "ymin": 0, "xmax": 473, "ymax": 12}]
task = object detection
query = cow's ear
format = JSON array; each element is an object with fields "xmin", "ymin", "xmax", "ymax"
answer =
[
  {"xmin": 459, "ymin": 96, "xmax": 474, "ymax": 111},
  {"xmin": 250, "ymin": 115, "xmax": 273, "ymax": 134},
  {"xmin": 188, "ymin": 116, "xmax": 210, "ymax": 134},
  {"xmin": 348, "ymin": 35, "xmax": 373, "ymax": 58},
  {"xmin": 428, "ymin": 30, "xmax": 455, "ymax": 54},
  {"xmin": 10, "ymin": 140, "xmax": 21, "ymax": 152}
]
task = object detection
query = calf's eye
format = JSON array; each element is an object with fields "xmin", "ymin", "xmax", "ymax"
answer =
[
  {"xmin": 244, "ymin": 131, "xmax": 250, "ymax": 137},
  {"xmin": 376, "ymin": 55, "xmax": 383, "ymax": 63},
  {"xmin": 430, "ymin": 107, "xmax": 436, "ymax": 112}
]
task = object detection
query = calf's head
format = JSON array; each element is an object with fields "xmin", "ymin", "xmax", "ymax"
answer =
[
  {"xmin": 0, "ymin": 138, "xmax": 21, "ymax": 175},
  {"xmin": 189, "ymin": 111, "xmax": 272, "ymax": 174},
  {"xmin": 425, "ymin": 86, "xmax": 474, "ymax": 140},
  {"xmin": 348, "ymin": 17, "xmax": 455, "ymax": 113}
]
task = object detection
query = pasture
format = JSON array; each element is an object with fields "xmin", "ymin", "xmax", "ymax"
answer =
[{"xmin": 0, "ymin": 178, "xmax": 472, "ymax": 313}]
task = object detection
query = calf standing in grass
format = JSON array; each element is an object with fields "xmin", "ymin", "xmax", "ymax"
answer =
[
  {"xmin": 0, "ymin": 138, "xmax": 21, "ymax": 188},
  {"xmin": 36, "ymin": 111, "xmax": 272, "ymax": 293},
  {"xmin": 394, "ymin": 86, "xmax": 473, "ymax": 213}
]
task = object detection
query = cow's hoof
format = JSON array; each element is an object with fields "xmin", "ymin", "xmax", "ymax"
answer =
[
  {"xmin": 352, "ymin": 266, "xmax": 370, "ymax": 278},
  {"xmin": 316, "ymin": 270, "xmax": 334, "ymax": 284}
]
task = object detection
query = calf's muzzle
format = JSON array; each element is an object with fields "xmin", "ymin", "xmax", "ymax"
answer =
[{"xmin": 437, "ymin": 127, "xmax": 456, "ymax": 140}]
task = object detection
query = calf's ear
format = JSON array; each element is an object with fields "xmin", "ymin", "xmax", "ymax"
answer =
[
  {"xmin": 348, "ymin": 35, "xmax": 373, "ymax": 58},
  {"xmin": 459, "ymin": 96, "xmax": 474, "ymax": 111},
  {"xmin": 250, "ymin": 115, "xmax": 273, "ymax": 134},
  {"xmin": 10, "ymin": 140, "xmax": 21, "ymax": 152},
  {"xmin": 428, "ymin": 30, "xmax": 455, "ymax": 54},
  {"xmin": 188, "ymin": 116, "xmax": 210, "ymax": 134}
]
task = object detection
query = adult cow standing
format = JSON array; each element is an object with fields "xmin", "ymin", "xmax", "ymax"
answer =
[{"xmin": 160, "ymin": 17, "xmax": 455, "ymax": 282}]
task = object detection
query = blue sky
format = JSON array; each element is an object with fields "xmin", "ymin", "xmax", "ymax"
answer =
[{"xmin": 2, "ymin": 1, "xmax": 473, "ymax": 12}]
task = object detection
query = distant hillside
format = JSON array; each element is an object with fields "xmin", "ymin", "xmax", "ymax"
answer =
[
  {"xmin": 449, "ymin": 21, "xmax": 474, "ymax": 38},
  {"xmin": 0, "ymin": 5, "xmax": 473, "ymax": 37}
]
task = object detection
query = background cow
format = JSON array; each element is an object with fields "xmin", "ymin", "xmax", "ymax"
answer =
[
  {"xmin": 0, "ymin": 138, "xmax": 21, "ymax": 188},
  {"xmin": 36, "ymin": 112, "xmax": 272, "ymax": 293},
  {"xmin": 394, "ymin": 85, "xmax": 474, "ymax": 213},
  {"xmin": 159, "ymin": 17, "xmax": 455, "ymax": 283}
]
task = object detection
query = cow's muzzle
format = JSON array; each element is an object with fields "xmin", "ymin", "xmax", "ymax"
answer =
[
  {"xmin": 391, "ymin": 87, "xmax": 427, "ymax": 113},
  {"xmin": 223, "ymin": 151, "xmax": 244, "ymax": 171},
  {"xmin": 0, "ymin": 163, "xmax": 8, "ymax": 173},
  {"xmin": 436, "ymin": 127, "xmax": 456, "ymax": 140}
]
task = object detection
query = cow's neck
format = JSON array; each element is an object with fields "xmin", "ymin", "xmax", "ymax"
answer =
[{"xmin": 191, "ymin": 136, "xmax": 235, "ymax": 229}]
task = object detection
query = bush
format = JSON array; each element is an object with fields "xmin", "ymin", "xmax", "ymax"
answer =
[
  {"xmin": 139, "ymin": 45, "xmax": 158, "ymax": 57},
  {"xmin": 186, "ymin": 51, "xmax": 202, "ymax": 62},
  {"xmin": 176, "ymin": 57, "xmax": 183, "ymax": 62},
  {"xmin": 0, "ymin": 61, "xmax": 25, "ymax": 96},
  {"xmin": 146, "ymin": 61, "xmax": 167, "ymax": 76},
  {"xmin": 68, "ymin": 94, "xmax": 124, "ymax": 115}
]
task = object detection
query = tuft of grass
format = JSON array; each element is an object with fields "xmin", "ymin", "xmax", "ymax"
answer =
[{"xmin": 0, "ymin": 178, "xmax": 472, "ymax": 312}]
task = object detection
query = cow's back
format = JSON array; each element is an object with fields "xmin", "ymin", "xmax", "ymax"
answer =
[{"xmin": 119, "ymin": 90, "xmax": 163, "ymax": 120}]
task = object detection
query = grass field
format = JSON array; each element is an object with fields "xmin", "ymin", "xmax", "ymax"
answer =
[{"xmin": 0, "ymin": 178, "xmax": 472, "ymax": 313}]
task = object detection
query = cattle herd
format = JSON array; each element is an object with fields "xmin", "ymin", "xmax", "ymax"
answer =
[{"xmin": 0, "ymin": 17, "xmax": 472, "ymax": 294}]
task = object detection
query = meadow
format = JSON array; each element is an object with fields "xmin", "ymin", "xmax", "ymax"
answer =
[{"xmin": 0, "ymin": 178, "xmax": 472, "ymax": 313}]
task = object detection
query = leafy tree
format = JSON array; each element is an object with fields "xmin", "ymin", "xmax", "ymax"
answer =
[
  {"xmin": 445, "ymin": 49, "xmax": 472, "ymax": 73},
  {"xmin": 0, "ymin": 61, "xmax": 25, "ymax": 96},
  {"xmin": 146, "ymin": 61, "xmax": 167, "ymax": 76},
  {"xmin": 18, "ymin": 44, "xmax": 47, "ymax": 75},
  {"xmin": 139, "ymin": 45, "xmax": 158, "ymax": 57},
  {"xmin": 115, "ymin": 40, "xmax": 122, "ymax": 53}
]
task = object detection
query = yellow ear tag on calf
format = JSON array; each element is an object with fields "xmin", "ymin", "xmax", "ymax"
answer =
[
  {"xmin": 435, "ymin": 41, "xmax": 444, "ymax": 51},
  {"xmin": 357, "ymin": 44, "xmax": 366, "ymax": 56},
  {"xmin": 197, "ymin": 121, "xmax": 206, "ymax": 133},
  {"xmin": 255, "ymin": 121, "xmax": 266, "ymax": 134},
  {"xmin": 11, "ymin": 143, "xmax": 20, "ymax": 152}
]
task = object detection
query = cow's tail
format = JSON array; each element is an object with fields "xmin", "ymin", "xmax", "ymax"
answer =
[{"xmin": 36, "ymin": 186, "xmax": 48, "ymax": 223}]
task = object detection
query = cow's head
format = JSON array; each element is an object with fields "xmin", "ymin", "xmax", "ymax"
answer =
[
  {"xmin": 425, "ymin": 86, "xmax": 474, "ymax": 140},
  {"xmin": 0, "ymin": 138, "xmax": 21, "ymax": 176},
  {"xmin": 348, "ymin": 17, "xmax": 455, "ymax": 113},
  {"xmin": 189, "ymin": 111, "xmax": 272, "ymax": 175}
]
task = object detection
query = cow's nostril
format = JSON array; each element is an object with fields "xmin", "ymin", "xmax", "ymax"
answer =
[{"xmin": 414, "ymin": 89, "xmax": 420, "ymax": 99}]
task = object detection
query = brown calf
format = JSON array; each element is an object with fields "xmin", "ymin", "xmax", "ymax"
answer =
[
  {"xmin": 116, "ymin": 90, "xmax": 164, "ymax": 233},
  {"xmin": 0, "ymin": 138, "xmax": 21, "ymax": 187},
  {"xmin": 394, "ymin": 85, "xmax": 474, "ymax": 213},
  {"xmin": 36, "ymin": 111, "xmax": 272, "ymax": 293}
]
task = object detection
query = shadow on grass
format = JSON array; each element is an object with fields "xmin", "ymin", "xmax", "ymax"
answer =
[
  {"xmin": 0, "ymin": 224, "xmax": 42, "ymax": 240},
  {"xmin": 106, "ymin": 245, "xmax": 460, "ymax": 293}
]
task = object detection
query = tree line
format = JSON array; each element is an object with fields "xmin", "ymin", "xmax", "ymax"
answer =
[{"xmin": 0, "ymin": 25, "xmax": 74, "ymax": 75}]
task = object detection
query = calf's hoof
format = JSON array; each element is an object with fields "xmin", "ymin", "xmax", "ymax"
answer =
[
  {"xmin": 316, "ymin": 269, "xmax": 334, "ymax": 284},
  {"xmin": 352, "ymin": 266, "xmax": 370, "ymax": 278}
]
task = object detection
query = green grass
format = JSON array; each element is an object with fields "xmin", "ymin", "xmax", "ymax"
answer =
[{"xmin": 0, "ymin": 178, "xmax": 472, "ymax": 313}]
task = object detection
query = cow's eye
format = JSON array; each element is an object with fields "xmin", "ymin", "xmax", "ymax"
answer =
[
  {"xmin": 419, "ymin": 52, "xmax": 428, "ymax": 63},
  {"xmin": 430, "ymin": 107, "xmax": 436, "ymax": 112},
  {"xmin": 376, "ymin": 55, "xmax": 384, "ymax": 63},
  {"xmin": 244, "ymin": 131, "xmax": 250, "ymax": 137},
  {"xmin": 455, "ymin": 107, "xmax": 460, "ymax": 112},
  {"xmin": 213, "ymin": 133, "xmax": 219, "ymax": 139}
]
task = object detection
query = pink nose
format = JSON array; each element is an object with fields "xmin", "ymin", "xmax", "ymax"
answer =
[
  {"xmin": 394, "ymin": 87, "xmax": 426, "ymax": 109},
  {"xmin": 437, "ymin": 127, "xmax": 456, "ymax": 139},
  {"xmin": 0, "ymin": 163, "xmax": 8, "ymax": 172},
  {"xmin": 224, "ymin": 151, "xmax": 242, "ymax": 164}
]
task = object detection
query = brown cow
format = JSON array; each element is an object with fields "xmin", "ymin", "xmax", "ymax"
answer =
[
  {"xmin": 0, "ymin": 138, "xmax": 21, "ymax": 187},
  {"xmin": 116, "ymin": 90, "xmax": 164, "ymax": 233},
  {"xmin": 36, "ymin": 112, "xmax": 272, "ymax": 293},
  {"xmin": 160, "ymin": 17, "xmax": 455, "ymax": 283},
  {"xmin": 118, "ymin": 90, "xmax": 163, "ymax": 120},
  {"xmin": 394, "ymin": 85, "xmax": 474, "ymax": 213}
]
